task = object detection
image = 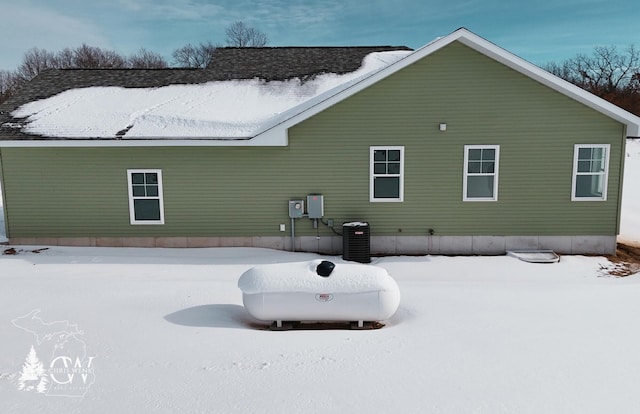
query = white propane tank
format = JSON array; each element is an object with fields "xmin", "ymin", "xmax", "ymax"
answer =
[{"xmin": 238, "ymin": 259, "xmax": 400, "ymax": 323}]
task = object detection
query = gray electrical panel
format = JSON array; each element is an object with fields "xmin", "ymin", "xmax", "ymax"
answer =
[
  {"xmin": 288, "ymin": 199, "xmax": 304, "ymax": 218},
  {"xmin": 307, "ymin": 194, "xmax": 324, "ymax": 219}
]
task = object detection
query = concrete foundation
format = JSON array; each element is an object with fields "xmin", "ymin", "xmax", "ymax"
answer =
[{"xmin": 8, "ymin": 235, "xmax": 617, "ymax": 255}]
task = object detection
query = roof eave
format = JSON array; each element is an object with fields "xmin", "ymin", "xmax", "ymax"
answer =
[{"xmin": 0, "ymin": 134, "xmax": 288, "ymax": 147}]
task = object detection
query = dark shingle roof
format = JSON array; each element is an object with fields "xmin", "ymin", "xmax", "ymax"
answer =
[
  {"xmin": 0, "ymin": 45, "xmax": 411, "ymax": 140},
  {"xmin": 207, "ymin": 46, "xmax": 412, "ymax": 80}
]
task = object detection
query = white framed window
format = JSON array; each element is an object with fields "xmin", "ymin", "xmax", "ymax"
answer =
[
  {"xmin": 127, "ymin": 169, "xmax": 165, "ymax": 224},
  {"xmin": 571, "ymin": 144, "xmax": 609, "ymax": 201},
  {"xmin": 463, "ymin": 145, "xmax": 500, "ymax": 201},
  {"xmin": 370, "ymin": 146, "xmax": 404, "ymax": 202}
]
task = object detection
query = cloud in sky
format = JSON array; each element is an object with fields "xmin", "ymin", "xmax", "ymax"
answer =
[
  {"xmin": 0, "ymin": 0, "xmax": 637, "ymax": 70},
  {"xmin": 0, "ymin": 2, "xmax": 111, "ymax": 70},
  {"xmin": 116, "ymin": 0, "xmax": 226, "ymax": 21}
]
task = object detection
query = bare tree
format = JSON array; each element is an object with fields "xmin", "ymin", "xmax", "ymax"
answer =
[
  {"xmin": 170, "ymin": 21, "xmax": 269, "ymax": 68},
  {"xmin": 0, "ymin": 70, "xmax": 11, "ymax": 98},
  {"xmin": 225, "ymin": 21, "xmax": 268, "ymax": 47},
  {"xmin": 545, "ymin": 45, "xmax": 639, "ymax": 96},
  {"xmin": 172, "ymin": 42, "xmax": 217, "ymax": 68},
  {"xmin": 629, "ymin": 72, "xmax": 640, "ymax": 93},
  {"xmin": 128, "ymin": 48, "xmax": 168, "ymax": 68},
  {"xmin": 576, "ymin": 45, "xmax": 639, "ymax": 95},
  {"xmin": 543, "ymin": 60, "xmax": 574, "ymax": 83},
  {"xmin": 0, "ymin": 44, "xmax": 172, "ymax": 104},
  {"xmin": 0, "ymin": 70, "xmax": 23, "ymax": 102},
  {"xmin": 15, "ymin": 47, "xmax": 57, "ymax": 80},
  {"xmin": 52, "ymin": 48, "xmax": 76, "ymax": 68},
  {"xmin": 73, "ymin": 44, "xmax": 127, "ymax": 68},
  {"xmin": 545, "ymin": 44, "xmax": 640, "ymax": 116}
]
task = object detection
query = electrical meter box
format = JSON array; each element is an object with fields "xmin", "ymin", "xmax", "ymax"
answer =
[
  {"xmin": 288, "ymin": 199, "xmax": 304, "ymax": 219},
  {"xmin": 307, "ymin": 194, "xmax": 324, "ymax": 219}
]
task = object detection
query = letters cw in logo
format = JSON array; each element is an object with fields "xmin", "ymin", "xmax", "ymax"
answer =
[{"xmin": 49, "ymin": 356, "xmax": 96, "ymax": 386}]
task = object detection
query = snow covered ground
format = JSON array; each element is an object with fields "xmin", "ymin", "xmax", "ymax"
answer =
[
  {"xmin": 1, "ymin": 247, "xmax": 639, "ymax": 413},
  {"xmin": 0, "ymin": 141, "xmax": 639, "ymax": 413}
]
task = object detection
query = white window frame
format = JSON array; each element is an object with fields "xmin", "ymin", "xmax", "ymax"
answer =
[
  {"xmin": 571, "ymin": 144, "xmax": 610, "ymax": 201},
  {"xmin": 127, "ymin": 169, "xmax": 165, "ymax": 225},
  {"xmin": 370, "ymin": 146, "xmax": 404, "ymax": 202},
  {"xmin": 463, "ymin": 145, "xmax": 500, "ymax": 202}
]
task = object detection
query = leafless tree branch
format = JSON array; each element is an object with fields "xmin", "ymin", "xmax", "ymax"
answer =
[
  {"xmin": 225, "ymin": 21, "xmax": 268, "ymax": 47},
  {"xmin": 171, "ymin": 42, "xmax": 217, "ymax": 68}
]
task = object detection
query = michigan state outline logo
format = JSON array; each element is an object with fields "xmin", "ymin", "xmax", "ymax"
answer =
[{"xmin": 11, "ymin": 309, "xmax": 96, "ymax": 398}]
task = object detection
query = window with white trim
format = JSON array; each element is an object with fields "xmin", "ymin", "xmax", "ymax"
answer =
[
  {"xmin": 127, "ymin": 169, "xmax": 165, "ymax": 224},
  {"xmin": 370, "ymin": 146, "xmax": 404, "ymax": 202},
  {"xmin": 572, "ymin": 144, "xmax": 609, "ymax": 201},
  {"xmin": 463, "ymin": 145, "xmax": 500, "ymax": 201}
]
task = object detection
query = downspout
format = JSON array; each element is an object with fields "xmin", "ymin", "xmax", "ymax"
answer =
[
  {"xmin": 616, "ymin": 127, "xmax": 628, "ymax": 238},
  {"xmin": 290, "ymin": 217, "xmax": 295, "ymax": 252},
  {"xmin": 0, "ymin": 148, "xmax": 8, "ymax": 242}
]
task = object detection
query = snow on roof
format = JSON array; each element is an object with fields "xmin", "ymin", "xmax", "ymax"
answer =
[{"xmin": 10, "ymin": 51, "xmax": 412, "ymax": 140}]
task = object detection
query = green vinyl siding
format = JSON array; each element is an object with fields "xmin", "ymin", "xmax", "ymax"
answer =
[
  {"xmin": 0, "ymin": 41, "xmax": 626, "ymax": 239},
  {"xmin": 285, "ymin": 41, "xmax": 625, "ymax": 236}
]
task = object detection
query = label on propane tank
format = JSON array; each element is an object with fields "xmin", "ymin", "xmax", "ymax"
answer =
[{"xmin": 315, "ymin": 293, "xmax": 334, "ymax": 302}]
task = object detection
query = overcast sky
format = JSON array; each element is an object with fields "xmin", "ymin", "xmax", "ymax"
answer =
[{"xmin": 0, "ymin": 0, "xmax": 638, "ymax": 71}]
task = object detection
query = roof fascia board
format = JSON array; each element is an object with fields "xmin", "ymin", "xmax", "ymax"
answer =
[{"xmin": 0, "ymin": 135, "xmax": 288, "ymax": 148}]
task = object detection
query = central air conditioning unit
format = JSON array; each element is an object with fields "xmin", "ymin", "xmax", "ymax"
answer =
[{"xmin": 342, "ymin": 222, "xmax": 370, "ymax": 263}]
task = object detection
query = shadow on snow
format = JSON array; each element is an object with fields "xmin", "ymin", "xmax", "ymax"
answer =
[{"xmin": 164, "ymin": 304, "xmax": 264, "ymax": 330}]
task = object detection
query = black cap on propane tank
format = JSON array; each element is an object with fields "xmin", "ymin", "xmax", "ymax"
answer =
[{"xmin": 316, "ymin": 260, "xmax": 335, "ymax": 277}]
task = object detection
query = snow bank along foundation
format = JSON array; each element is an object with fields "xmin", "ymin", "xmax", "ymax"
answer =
[
  {"xmin": 238, "ymin": 260, "xmax": 400, "ymax": 327},
  {"xmin": 8, "ymin": 235, "xmax": 617, "ymax": 255}
]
